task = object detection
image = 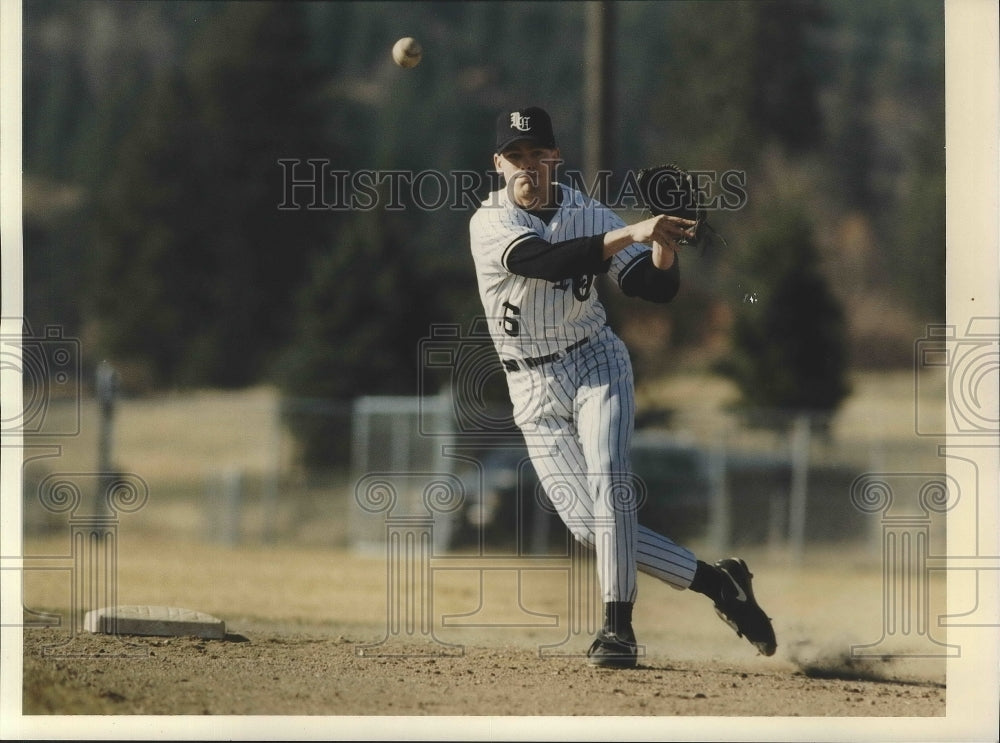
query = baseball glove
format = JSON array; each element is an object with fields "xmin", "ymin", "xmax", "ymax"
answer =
[{"xmin": 635, "ymin": 163, "xmax": 726, "ymax": 251}]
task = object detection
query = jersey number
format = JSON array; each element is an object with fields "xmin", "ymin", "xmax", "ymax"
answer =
[
  {"xmin": 502, "ymin": 301, "xmax": 520, "ymax": 337},
  {"xmin": 554, "ymin": 274, "xmax": 594, "ymax": 301}
]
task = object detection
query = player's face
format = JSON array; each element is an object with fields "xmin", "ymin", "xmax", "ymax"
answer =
[{"xmin": 494, "ymin": 141, "xmax": 561, "ymax": 210}]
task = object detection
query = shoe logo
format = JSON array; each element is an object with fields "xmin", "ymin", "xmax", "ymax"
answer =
[{"xmin": 724, "ymin": 573, "xmax": 747, "ymax": 602}]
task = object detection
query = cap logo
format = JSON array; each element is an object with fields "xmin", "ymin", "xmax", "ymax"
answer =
[{"xmin": 510, "ymin": 112, "xmax": 531, "ymax": 132}]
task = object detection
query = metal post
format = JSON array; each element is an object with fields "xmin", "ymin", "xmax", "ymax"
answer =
[
  {"xmin": 95, "ymin": 361, "xmax": 119, "ymax": 519},
  {"xmin": 263, "ymin": 400, "xmax": 281, "ymax": 543},
  {"xmin": 788, "ymin": 414, "xmax": 811, "ymax": 559},
  {"xmin": 584, "ymin": 1, "xmax": 616, "ymax": 203},
  {"xmin": 707, "ymin": 424, "xmax": 730, "ymax": 554},
  {"xmin": 221, "ymin": 468, "xmax": 242, "ymax": 546}
]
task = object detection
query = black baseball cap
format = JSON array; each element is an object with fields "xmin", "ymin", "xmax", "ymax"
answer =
[{"xmin": 495, "ymin": 106, "xmax": 557, "ymax": 154}]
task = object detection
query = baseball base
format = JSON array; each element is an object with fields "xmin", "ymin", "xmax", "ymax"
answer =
[{"xmin": 84, "ymin": 605, "xmax": 226, "ymax": 639}]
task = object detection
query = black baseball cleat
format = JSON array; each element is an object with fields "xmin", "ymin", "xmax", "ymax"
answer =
[
  {"xmin": 587, "ymin": 628, "xmax": 638, "ymax": 669},
  {"xmin": 712, "ymin": 558, "xmax": 777, "ymax": 656}
]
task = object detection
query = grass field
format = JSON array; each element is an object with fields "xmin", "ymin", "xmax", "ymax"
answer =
[
  {"xmin": 19, "ymin": 368, "xmax": 946, "ymax": 529},
  {"xmin": 17, "ymin": 367, "xmax": 949, "ymax": 550},
  {"xmin": 14, "ymin": 368, "xmax": 948, "ymax": 565},
  {"xmin": 24, "ymin": 367, "xmax": 946, "ymax": 475}
]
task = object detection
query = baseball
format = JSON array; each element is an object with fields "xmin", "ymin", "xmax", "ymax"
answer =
[{"xmin": 392, "ymin": 37, "xmax": 422, "ymax": 68}]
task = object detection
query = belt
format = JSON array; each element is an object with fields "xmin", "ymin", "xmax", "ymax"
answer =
[{"xmin": 502, "ymin": 337, "xmax": 590, "ymax": 372}]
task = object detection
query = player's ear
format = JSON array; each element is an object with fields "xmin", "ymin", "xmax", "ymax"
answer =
[{"xmin": 493, "ymin": 152, "xmax": 504, "ymax": 172}]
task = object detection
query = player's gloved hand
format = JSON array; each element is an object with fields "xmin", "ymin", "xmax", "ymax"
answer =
[
  {"xmin": 602, "ymin": 213, "xmax": 694, "ymax": 265},
  {"xmin": 630, "ymin": 213, "xmax": 698, "ymax": 248},
  {"xmin": 636, "ymin": 163, "xmax": 728, "ymax": 252}
]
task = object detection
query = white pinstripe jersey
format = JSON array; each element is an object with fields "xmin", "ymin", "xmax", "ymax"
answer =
[{"xmin": 469, "ymin": 183, "xmax": 652, "ymax": 362}]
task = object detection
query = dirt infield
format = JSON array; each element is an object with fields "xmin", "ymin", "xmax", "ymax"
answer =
[
  {"xmin": 22, "ymin": 623, "xmax": 944, "ymax": 718},
  {"xmin": 18, "ymin": 536, "xmax": 949, "ymax": 726}
]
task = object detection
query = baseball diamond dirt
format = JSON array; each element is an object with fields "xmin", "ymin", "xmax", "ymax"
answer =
[
  {"xmin": 21, "ymin": 622, "xmax": 944, "ymax": 719},
  {"xmin": 19, "ymin": 536, "xmax": 947, "ymax": 724}
]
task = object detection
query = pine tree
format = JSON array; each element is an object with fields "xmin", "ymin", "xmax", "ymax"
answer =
[
  {"xmin": 92, "ymin": 2, "xmax": 336, "ymax": 386},
  {"xmin": 273, "ymin": 211, "xmax": 438, "ymax": 467},
  {"xmin": 714, "ymin": 203, "xmax": 851, "ymax": 427}
]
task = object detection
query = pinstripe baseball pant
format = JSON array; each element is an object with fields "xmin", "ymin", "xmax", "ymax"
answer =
[{"xmin": 510, "ymin": 326, "xmax": 698, "ymax": 603}]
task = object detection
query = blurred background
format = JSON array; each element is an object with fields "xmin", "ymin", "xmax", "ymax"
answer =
[{"xmin": 17, "ymin": 0, "xmax": 950, "ymax": 558}]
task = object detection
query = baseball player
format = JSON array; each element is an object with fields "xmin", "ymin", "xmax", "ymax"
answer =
[{"xmin": 469, "ymin": 106, "xmax": 776, "ymax": 668}]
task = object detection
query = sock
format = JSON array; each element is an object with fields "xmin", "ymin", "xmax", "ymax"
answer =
[
  {"xmin": 604, "ymin": 601, "xmax": 633, "ymax": 637},
  {"xmin": 688, "ymin": 560, "xmax": 725, "ymax": 602}
]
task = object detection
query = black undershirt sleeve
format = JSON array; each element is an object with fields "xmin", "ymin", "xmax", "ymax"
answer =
[
  {"xmin": 504, "ymin": 234, "xmax": 611, "ymax": 281},
  {"xmin": 619, "ymin": 251, "xmax": 680, "ymax": 303}
]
